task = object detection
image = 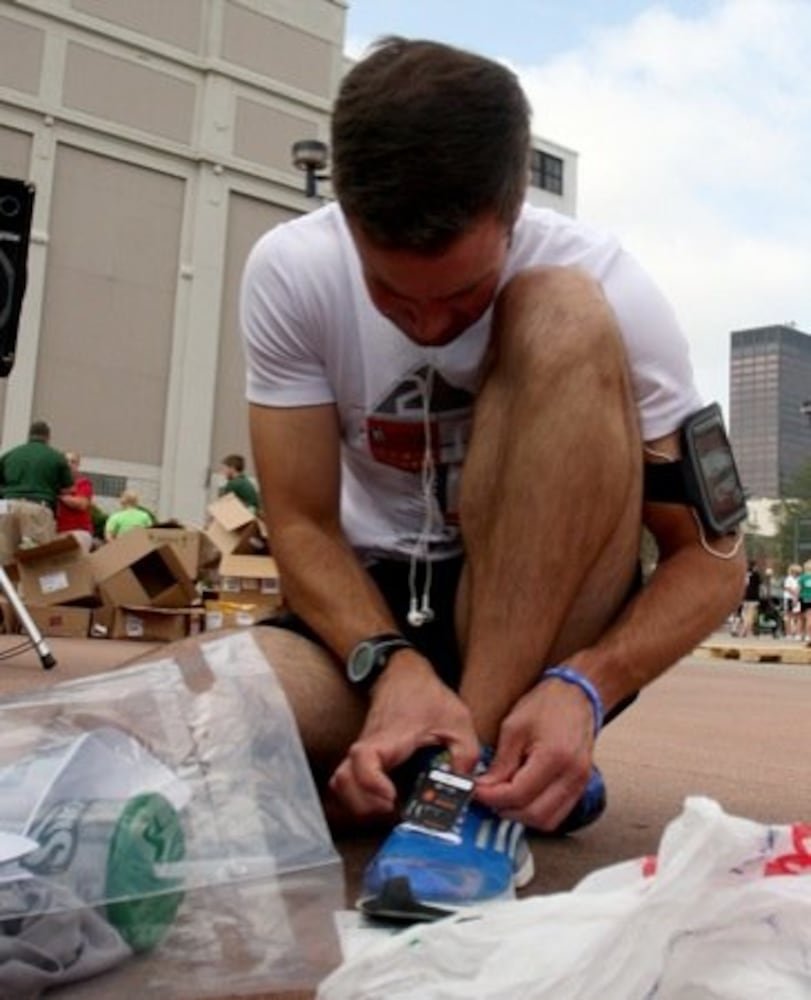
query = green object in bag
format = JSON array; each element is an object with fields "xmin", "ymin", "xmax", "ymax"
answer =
[
  {"xmin": 104, "ymin": 792, "xmax": 186, "ymax": 952},
  {"xmin": 22, "ymin": 791, "xmax": 186, "ymax": 954}
]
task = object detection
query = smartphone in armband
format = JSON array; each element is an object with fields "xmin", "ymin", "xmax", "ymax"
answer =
[
  {"xmin": 681, "ymin": 403, "xmax": 747, "ymax": 535},
  {"xmin": 645, "ymin": 403, "xmax": 747, "ymax": 536}
]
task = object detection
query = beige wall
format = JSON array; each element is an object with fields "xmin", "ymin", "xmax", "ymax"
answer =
[
  {"xmin": 34, "ymin": 146, "xmax": 184, "ymax": 465},
  {"xmin": 210, "ymin": 194, "xmax": 295, "ymax": 474},
  {"xmin": 0, "ymin": 0, "xmax": 346, "ymax": 523},
  {"xmin": 71, "ymin": 0, "xmax": 205, "ymax": 53}
]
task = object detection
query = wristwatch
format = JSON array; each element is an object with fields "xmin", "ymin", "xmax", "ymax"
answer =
[{"xmin": 346, "ymin": 633, "xmax": 414, "ymax": 689}]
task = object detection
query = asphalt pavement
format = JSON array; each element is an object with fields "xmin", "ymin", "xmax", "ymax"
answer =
[{"xmin": 0, "ymin": 630, "xmax": 808, "ymax": 998}]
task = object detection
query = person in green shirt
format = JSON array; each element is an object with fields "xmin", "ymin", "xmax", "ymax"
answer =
[
  {"xmin": 0, "ymin": 419, "xmax": 72, "ymax": 552},
  {"xmin": 798, "ymin": 559, "xmax": 811, "ymax": 642},
  {"xmin": 218, "ymin": 453, "xmax": 260, "ymax": 514},
  {"xmin": 104, "ymin": 490, "xmax": 154, "ymax": 540}
]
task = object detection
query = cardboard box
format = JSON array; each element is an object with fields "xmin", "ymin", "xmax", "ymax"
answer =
[
  {"xmin": 205, "ymin": 494, "xmax": 267, "ymax": 560},
  {"xmin": 203, "ymin": 598, "xmax": 278, "ymax": 631},
  {"xmin": 15, "ymin": 535, "xmax": 97, "ymax": 607},
  {"xmin": 24, "ymin": 604, "xmax": 92, "ymax": 638},
  {"xmin": 110, "ymin": 605, "xmax": 203, "ymax": 642},
  {"xmin": 90, "ymin": 531, "xmax": 197, "ymax": 609},
  {"xmin": 144, "ymin": 526, "xmax": 202, "ymax": 581},
  {"xmin": 0, "ymin": 597, "xmax": 19, "ymax": 634},
  {"xmin": 217, "ymin": 554, "xmax": 282, "ymax": 605},
  {"xmin": 90, "ymin": 603, "xmax": 115, "ymax": 638},
  {"xmin": 0, "ymin": 502, "xmax": 20, "ymax": 567}
]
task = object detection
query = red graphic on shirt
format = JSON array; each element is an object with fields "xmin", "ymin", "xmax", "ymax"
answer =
[
  {"xmin": 764, "ymin": 823, "xmax": 811, "ymax": 876},
  {"xmin": 641, "ymin": 855, "xmax": 658, "ymax": 878},
  {"xmin": 365, "ymin": 365, "xmax": 473, "ymax": 522}
]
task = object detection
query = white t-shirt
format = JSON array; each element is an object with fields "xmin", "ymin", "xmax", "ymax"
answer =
[{"xmin": 241, "ymin": 202, "xmax": 702, "ymax": 560}]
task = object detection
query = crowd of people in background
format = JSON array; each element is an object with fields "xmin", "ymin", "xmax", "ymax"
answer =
[
  {"xmin": 731, "ymin": 557, "xmax": 811, "ymax": 642},
  {"xmin": 0, "ymin": 420, "xmax": 258, "ymax": 562}
]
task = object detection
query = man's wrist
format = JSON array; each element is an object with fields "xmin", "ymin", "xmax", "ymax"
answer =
[
  {"xmin": 345, "ymin": 632, "xmax": 415, "ymax": 689},
  {"xmin": 540, "ymin": 665, "xmax": 605, "ymax": 737}
]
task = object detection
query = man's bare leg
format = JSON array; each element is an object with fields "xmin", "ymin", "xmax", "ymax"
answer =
[
  {"xmin": 457, "ymin": 266, "xmax": 643, "ymax": 744},
  {"xmin": 133, "ymin": 625, "xmax": 367, "ymax": 787}
]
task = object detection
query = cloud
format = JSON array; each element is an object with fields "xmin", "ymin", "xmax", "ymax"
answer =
[{"xmin": 515, "ymin": 0, "xmax": 811, "ymax": 410}]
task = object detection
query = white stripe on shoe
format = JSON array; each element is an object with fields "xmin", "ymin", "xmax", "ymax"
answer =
[
  {"xmin": 480, "ymin": 817, "xmax": 535, "ymax": 888},
  {"xmin": 475, "ymin": 817, "xmax": 493, "ymax": 851}
]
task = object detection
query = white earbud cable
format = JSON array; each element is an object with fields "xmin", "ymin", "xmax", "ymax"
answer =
[{"xmin": 407, "ymin": 366, "xmax": 436, "ymax": 626}]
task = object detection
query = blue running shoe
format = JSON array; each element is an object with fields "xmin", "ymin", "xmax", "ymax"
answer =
[
  {"xmin": 550, "ymin": 765, "xmax": 606, "ymax": 836},
  {"xmin": 359, "ymin": 798, "xmax": 534, "ymax": 921}
]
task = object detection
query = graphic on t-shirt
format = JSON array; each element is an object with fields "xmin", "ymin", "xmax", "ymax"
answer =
[{"xmin": 366, "ymin": 364, "xmax": 473, "ymax": 523}]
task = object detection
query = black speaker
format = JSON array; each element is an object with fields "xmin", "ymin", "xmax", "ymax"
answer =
[{"xmin": 0, "ymin": 177, "xmax": 36, "ymax": 378}]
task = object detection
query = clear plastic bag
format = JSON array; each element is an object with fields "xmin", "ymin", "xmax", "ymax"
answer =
[{"xmin": 0, "ymin": 631, "xmax": 344, "ymax": 998}]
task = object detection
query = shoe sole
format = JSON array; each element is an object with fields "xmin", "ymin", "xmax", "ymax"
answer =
[{"xmin": 358, "ymin": 839, "xmax": 535, "ymax": 924}]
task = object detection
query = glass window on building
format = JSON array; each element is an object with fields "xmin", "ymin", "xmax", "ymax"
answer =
[{"xmin": 529, "ymin": 149, "xmax": 564, "ymax": 195}]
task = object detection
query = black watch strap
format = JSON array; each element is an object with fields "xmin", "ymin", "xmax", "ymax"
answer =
[{"xmin": 346, "ymin": 632, "xmax": 414, "ymax": 689}]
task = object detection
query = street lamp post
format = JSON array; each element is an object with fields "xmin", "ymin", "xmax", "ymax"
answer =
[{"xmin": 291, "ymin": 140, "xmax": 330, "ymax": 199}]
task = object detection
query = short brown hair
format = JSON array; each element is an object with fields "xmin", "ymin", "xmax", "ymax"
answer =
[
  {"xmin": 29, "ymin": 420, "xmax": 51, "ymax": 441},
  {"xmin": 331, "ymin": 37, "xmax": 531, "ymax": 252},
  {"xmin": 222, "ymin": 454, "xmax": 245, "ymax": 474}
]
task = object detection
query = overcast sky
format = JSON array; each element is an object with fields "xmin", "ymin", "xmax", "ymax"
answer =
[{"xmin": 344, "ymin": 0, "xmax": 811, "ymax": 414}]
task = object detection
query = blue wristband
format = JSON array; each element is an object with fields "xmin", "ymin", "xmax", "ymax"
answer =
[{"xmin": 541, "ymin": 666, "xmax": 604, "ymax": 737}]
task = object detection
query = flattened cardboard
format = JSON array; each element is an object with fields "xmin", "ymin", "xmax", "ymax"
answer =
[{"xmin": 15, "ymin": 535, "xmax": 97, "ymax": 607}]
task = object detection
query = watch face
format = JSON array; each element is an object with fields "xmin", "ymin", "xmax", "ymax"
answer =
[{"xmin": 348, "ymin": 641, "xmax": 375, "ymax": 683}]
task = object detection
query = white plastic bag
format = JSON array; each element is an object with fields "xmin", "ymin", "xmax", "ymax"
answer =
[{"xmin": 318, "ymin": 797, "xmax": 811, "ymax": 1000}]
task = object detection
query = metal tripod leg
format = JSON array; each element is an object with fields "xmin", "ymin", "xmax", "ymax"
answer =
[{"xmin": 0, "ymin": 564, "xmax": 56, "ymax": 670}]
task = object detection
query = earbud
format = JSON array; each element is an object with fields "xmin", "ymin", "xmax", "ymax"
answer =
[
  {"xmin": 418, "ymin": 598, "xmax": 435, "ymax": 624},
  {"xmin": 407, "ymin": 597, "xmax": 434, "ymax": 627},
  {"xmin": 407, "ymin": 607, "xmax": 426, "ymax": 627}
]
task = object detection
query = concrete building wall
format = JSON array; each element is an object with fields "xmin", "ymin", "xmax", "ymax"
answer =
[{"xmin": 0, "ymin": 0, "xmax": 345, "ymax": 522}]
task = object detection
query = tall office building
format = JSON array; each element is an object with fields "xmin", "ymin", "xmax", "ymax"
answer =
[{"xmin": 729, "ymin": 324, "xmax": 811, "ymax": 499}]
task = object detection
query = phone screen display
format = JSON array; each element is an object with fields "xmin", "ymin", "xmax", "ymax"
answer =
[{"xmin": 687, "ymin": 406, "xmax": 747, "ymax": 532}]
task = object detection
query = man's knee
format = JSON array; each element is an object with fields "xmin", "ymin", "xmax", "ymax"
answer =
[{"xmin": 491, "ymin": 265, "xmax": 627, "ymax": 380}]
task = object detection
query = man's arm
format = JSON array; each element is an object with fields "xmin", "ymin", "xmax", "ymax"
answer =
[
  {"xmin": 250, "ymin": 402, "xmax": 479, "ymax": 812},
  {"xmin": 250, "ymin": 401, "xmax": 403, "ymax": 655},
  {"xmin": 564, "ymin": 428, "xmax": 746, "ymax": 708},
  {"xmin": 60, "ymin": 479, "xmax": 92, "ymax": 511}
]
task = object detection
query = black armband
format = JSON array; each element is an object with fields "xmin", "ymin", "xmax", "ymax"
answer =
[{"xmin": 644, "ymin": 403, "xmax": 747, "ymax": 536}]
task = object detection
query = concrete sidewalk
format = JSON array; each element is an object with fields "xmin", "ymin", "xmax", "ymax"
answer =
[
  {"xmin": 0, "ymin": 631, "xmax": 808, "ymax": 998},
  {"xmin": 696, "ymin": 628, "xmax": 811, "ymax": 664}
]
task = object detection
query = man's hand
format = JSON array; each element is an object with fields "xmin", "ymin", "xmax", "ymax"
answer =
[
  {"xmin": 475, "ymin": 676, "xmax": 596, "ymax": 831},
  {"xmin": 328, "ymin": 651, "xmax": 480, "ymax": 820}
]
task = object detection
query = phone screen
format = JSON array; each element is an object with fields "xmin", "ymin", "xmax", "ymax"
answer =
[{"xmin": 691, "ymin": 411, "xmax": 746, "ymax": 531}]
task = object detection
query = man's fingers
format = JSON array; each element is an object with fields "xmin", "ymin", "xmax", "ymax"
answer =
[
  {"xmin": 477, "ymin": 753, "xmax": 591, "ymax": 830},
  {"xmin": 329, "ymin": 744, "xmax": 398, "ymax": 815},
  {"xmin": 498, "ymin": 777, "xmax": 584, "ymax": 831},
  {"xmin": 475, "ymin": 731, "xmax": 524, "ymax": 786},
  {"xmin": 444, "ymin": 731, "xmax": 481, "ymax": 776}
]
